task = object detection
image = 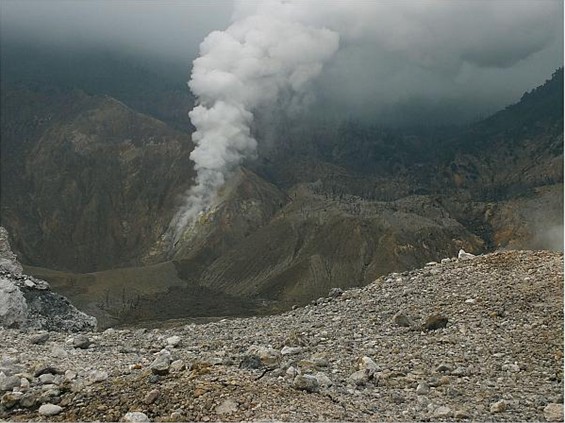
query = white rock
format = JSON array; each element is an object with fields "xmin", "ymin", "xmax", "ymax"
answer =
[
  {"xmin": 64, "ymin": 370, "xmax": 77, "ymax": 381},
  {"xmin": 434, "ymin": 406, "xmax": 452, "ymax": 418},
  {"xmin": 281, "ymin": 346, "xmax": 302, "ymax": 355},
  {"xmin": 170, "ymin": 359, "xmax": 185, "ymax": 372},
  {"xmin": 286, "ymin": 366, "xmax": 299, "ymax": 378},
  {"xmin": 490, "ymin": 399, "xmax": 507, "ymax": 413},
  {"xmin": 166, "ymin": 336, "xmax": 181, "ymax": 347},
  {"xmin": 215, "ymin": 398, "xmax": 238, "ymax": 415},
  {"xmin": 315, "ymin": 371, "xmax": 333, "ymax": 387},
  {"xmin": 0, "ymin": 277, "xmax": 28, "ymax": 328},
  {"xmin": 416, "ymin": 382, "xmax": 430, "ymax": 395},
  {"xmin": 24, "ymin": 279, "xmax": 35, "ymax": 288},
  {"xmin": 123, "ymin": 411, "xmax": 150, "ymax": 422},
  {"xmin": 51, "ymin": 347, "xmax": 68, "ymax": 359},
  {"xmin": 89, "ymin": 370, "xmax": 108, "ymax": 383},
  {"xmin": 38, "ymin": 403, "xmax": 63, "ymax": 416},
  {"xmin": 458, "ymin": 249, "xmax": 476, "ymax": 260}
]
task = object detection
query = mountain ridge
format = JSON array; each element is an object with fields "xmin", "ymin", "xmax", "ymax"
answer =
[{"xmin": 1, "ymin": 68, "xmax": 562, "ymax": 326}]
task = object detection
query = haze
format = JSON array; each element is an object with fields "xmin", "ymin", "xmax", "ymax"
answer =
[{"xmin": 1, "ymin": 0, "xmax": 563, "ymax": 124}]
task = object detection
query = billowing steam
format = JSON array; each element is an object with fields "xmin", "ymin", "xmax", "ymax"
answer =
[
  {"xmin": 170, "ymin": 0, "xmax": 561, "ymax": 240},
  {"xmin": 170, "ymin": 2, "xmax": 339, "ymax": 239}
]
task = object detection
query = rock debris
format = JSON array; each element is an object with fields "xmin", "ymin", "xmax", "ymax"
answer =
[{"xmin": 0, "ymin": 250, "xmax": 563, "ymax": 421}]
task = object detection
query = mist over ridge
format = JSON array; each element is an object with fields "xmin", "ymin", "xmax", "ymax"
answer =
[
  {"xmin": 1, "ymin": 0, "xmax": 562, "ymax": 128},
  {"xmin": 0, "ymin": 1, "xmax": 562, "ymax": 335}
]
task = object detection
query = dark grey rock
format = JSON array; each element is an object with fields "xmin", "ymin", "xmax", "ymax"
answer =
[
  {"xmin": 19, "ymin": 392, "xmax": 38, "ymax": 408},
  {"xmin": 73, "ymin": 335, "xmax": 91, "ymax": 349},
  {"xmin": 393, "ymin": 311, "xmax": 413, "ymax": 327},
  {"xmin": 148, "ymin": 374, "xmax": 160, "ymax": 384},
  {"xmin": 435, "ymin": 363, "xmax": 453, "ymax": 373},
  {"xmin": 30, "ymin": 333, "xmax": 50, "ymax": 345},
  {"xmin": 34, "ymin": 366, "xmax": 63, "ymax": 377},
  {"xmin": 348, "ymin": 370, "xmax": 370, "ymax": 386},
  {"xmin": 423, "ymin": 314, "xmax": 448, "ymax": 330},
  {"xmin": 328, "ymin": 288, "xmax": 344, "ymax": 298},
  {"xmin": 150, "ymin": 354, "xmax": 170, "ymax": 375},
  {"xmin": 293, "ymin": 374, "xmax": 320, "ymax": 393},
  {"xmin": 239, "ymin": 355, "xmax": 262, "ymax": 369}
]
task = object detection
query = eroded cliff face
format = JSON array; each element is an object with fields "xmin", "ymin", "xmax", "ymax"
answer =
[{"xmin": 1, "ymin": 87, "xmax": 195, "ymax": 272}]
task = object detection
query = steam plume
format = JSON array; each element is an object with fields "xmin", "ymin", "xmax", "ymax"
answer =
[
  {"xmin": 170, "ymin": 1, "xmax": 339, "ymax": 239},
  {"xmin": 170, "ymin": 0, "xmax": 561, "ymax": 241}
]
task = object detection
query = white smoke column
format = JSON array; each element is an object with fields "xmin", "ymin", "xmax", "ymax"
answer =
[{"xmin": 170, "ymin": 0, "xmax": 339, "ymax": 239}]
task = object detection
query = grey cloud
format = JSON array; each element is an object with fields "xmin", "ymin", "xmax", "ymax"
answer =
[
  {"xmin": 295, "ymin": 0, "xmax": 563, "ymax": 123},
  {"xmin": 169, "ymin": 0, "xmax": 562, "ymax": 232},
  {"xmin": 1, "ymin": 0, "xmax": 561, "ymax": 125},
  {"xmin": 1, "ymin": 0, "xmax": 562, "ymax": 235},
  {"xmin": 0, "ymin": 0, "xmax": 232, "ymax": 59}
]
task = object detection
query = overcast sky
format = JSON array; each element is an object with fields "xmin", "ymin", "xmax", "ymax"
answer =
[
  {"xmin": 0, "ymin": 0, "xmax": 231, "ymax": 59},
  {"xmin": 1, "ymin": 0, "xmax": 563, "ymax": 124}
]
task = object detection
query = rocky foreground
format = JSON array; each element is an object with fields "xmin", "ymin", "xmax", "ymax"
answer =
[{"xmin": 0, "ymin": 250, "xmax": 563, "ymax": 422}]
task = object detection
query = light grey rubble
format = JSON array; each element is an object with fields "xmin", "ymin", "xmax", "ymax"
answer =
[{"xmin": 0, "ymin": 250, "xmax": 563, "ymax": 422}]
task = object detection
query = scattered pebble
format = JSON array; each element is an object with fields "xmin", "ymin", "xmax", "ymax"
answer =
[
  {"xmin": 144, "ymin": 389, "xmax": 160, "ymax": 405},
  {"xmin": 423, "ymin": 314, "xmax": 448, "ymax": 331},
  {"xmin": 490, "ymin": 399, "xmax": 507, "ymax": 413},
  {"xmin": 292, "ymin": 374, "xmax": 320, "ymax": 393},
  {"xmin": 215, "ymin": 398, "xmax": 238, "ymax": 415},
  {"xmin": 123, "ymin": 411, "xmax": 150, "ymax": 422},
  {"xmin": 0, "ymin": 250, "xmax": 562, "ymax": 422},
  {"xmin": 38, "ymin": 403, "xmax": 62, "ymax": 416}
]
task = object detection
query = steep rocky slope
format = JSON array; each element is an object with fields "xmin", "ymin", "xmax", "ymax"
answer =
[
  {"xmin": 183, "ymin": 185, "xmax": 483, "ymax": 305},
  {"xmin": 0, "ymin": 250, "xmax": 562, "ymax": 421},
  {"xmin": 1, "ymin": 87, "xmax": 195, "ymax": 272}
]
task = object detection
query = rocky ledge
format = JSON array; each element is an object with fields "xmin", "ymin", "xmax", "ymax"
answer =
[
  {"xmin": 0, "ymin": 227, "xmax": 96, "ymax": 332},
  {"xmin": 0, "ymin": 249, "xmax": 563, "ymax": 422}
]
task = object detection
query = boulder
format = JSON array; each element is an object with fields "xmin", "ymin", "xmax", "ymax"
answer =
[
  {"xmin": 293, "ymin": 374, "xmax": 320, "ymax": 393},
  {"xmin": 0, "ymin": 226, "xmax": 96, "ymax": 331},
  {"xmin": 423, "ymin": 314, "xmax": 448, "ymax": 331},
  {"xmin": 544, "ymin": 403, "xmax": 564, "ymax": 422}
]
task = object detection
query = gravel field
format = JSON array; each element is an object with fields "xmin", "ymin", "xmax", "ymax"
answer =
[{"xmin": 1, "ymin": 250, "xmax": 563, "ymax": 422}]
